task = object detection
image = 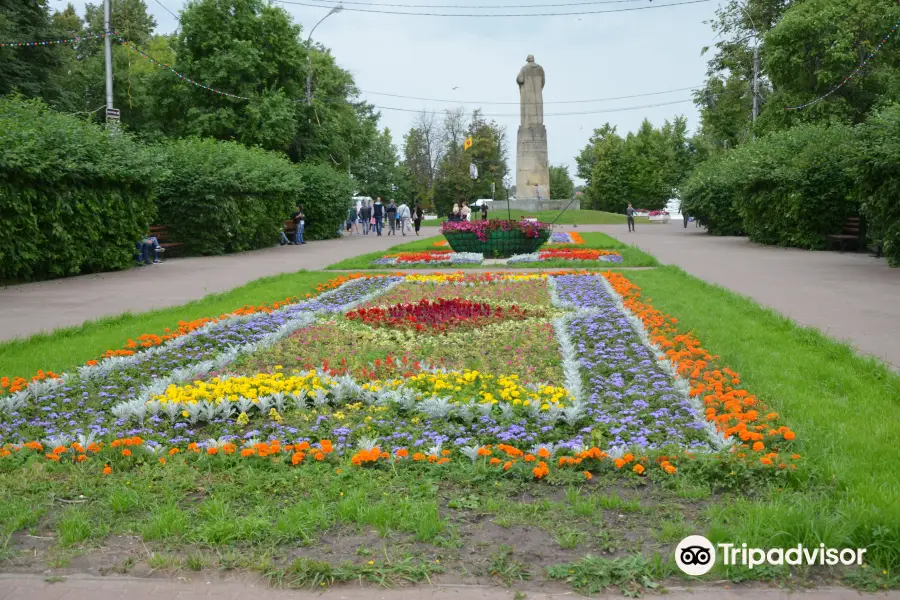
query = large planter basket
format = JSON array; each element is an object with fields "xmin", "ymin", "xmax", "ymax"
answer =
[{"xmin": 444, "ymin": 227, "xmax": 550, "ymax": 258}]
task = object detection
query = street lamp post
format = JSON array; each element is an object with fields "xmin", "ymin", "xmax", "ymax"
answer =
[{"xmin": 306, "ymin": 5, "xmax": 343, "ymax": 106}]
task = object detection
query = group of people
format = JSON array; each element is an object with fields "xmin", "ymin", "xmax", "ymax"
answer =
[
  {"xmin": 280, "ymin": 204, "xmax": 307, "ymax": 246},
  {"xmin": 345, "ymin": 198, "xmax": 425, "ymax": 237},
  {"xmin": 446, "ymin": 201, "xmax": 488, "ymax": 222}
]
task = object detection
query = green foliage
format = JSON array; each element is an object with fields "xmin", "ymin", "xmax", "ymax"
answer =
[
  {"xmin": 352, "ymin": 127, "xmax": 400, "ymax": 201},
  {"xmin": 679, "ymin": 153, "xmax": 745, "ymax": 236},
  {"xmin": 683, "ymin": 123, "xmax": 859, "ymax": 246},
  {"xmin": 760, "ymin": 0, "xmax": 900, "ymax": 131},
  {"xmin": 549, "ymin": 164, "xmax": 574, "ymax": 200},
  {"xmin": 293, "ymin": 162, "xmax": 354, "ymax": 241},
  {"xmin": 736, "ymin": 124, "xmax": 858, "ymax": 248},
  {"xmin": 0, "ymin": 0, "xmax": 64, "ymax": 101},
  {"xmin": 856, "ymin": 103, "xmax": 900, "ymax": 266},
  {"xmin": 582, "ymin": 118, "xmax": 691, "ymax": 214},
  {"xmin": 467, "ymin": 110, "xmax": 509, "ymax": 201},
  {"xmin": 0, "ymin": 96, "xmax": 157, "ymax": 281},
  {"xmin": 152, "ymin": 138, "xmax": 297, "ymax": 255}
]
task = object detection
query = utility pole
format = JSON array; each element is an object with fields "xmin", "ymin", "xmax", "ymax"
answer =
[
  {"xmin": 752, "ymin": 43, "xmax": 760, "ymax": 124},
  {"xmin": 104, "ymin": 0, "xmax": 115, "ymax": 124}
]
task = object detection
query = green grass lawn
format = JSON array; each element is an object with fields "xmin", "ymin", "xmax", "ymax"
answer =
[
  {"xmin": 423, "ymin": 208, "xmax": 639, "ymax": 226},
  {"xmin": 626, "ymin": 266, "xmax": 900, "ymax": 574},
  {"xmin": 325, "ymin": 232, "xmax": 659, "ymax": 270},
  {"xmin": 0, "ymin": 271, "xmax": 340, "ymax": 383}
]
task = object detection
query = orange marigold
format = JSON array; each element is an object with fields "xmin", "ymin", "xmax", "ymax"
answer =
[
  {"xmin": 121, "ymin": 449, "xmax": 132, "ymax": 457},
  {"xmin": 396, "ymin": 448, "xmax": 410, "ymax": 458},
  {"xmin": 632, "ymin": 464, "xmax": 645, "ymax": 475},
  {"xmin": 583, "ymin": 471, "xmax": 592, "ymax": 480},
  {"xmin": 103, "ymin": 464, "xmax": 112, "ymax": 475}
]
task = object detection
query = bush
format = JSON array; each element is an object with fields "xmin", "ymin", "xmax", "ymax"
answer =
[
  {"xmin": 857, "ymin": 103, "xmax": 900, "ymax": 266},
  {"xmin": 292, "ymin": 162, "xmax": 354, "ymax": 241},
  {"xmin": 733, "ymin": 123, "xmax": 858, "ymax": 249},
  {"xmin": 152, "ymin": 138, "xmax": 298, "ymax": 255},
  {"xmin": 679, "ymin": 153, "xmax": 745, "ymax": 236},
  {"xmin": 0, "ymin": 96, "xmax": 157, "ymax": 281}
]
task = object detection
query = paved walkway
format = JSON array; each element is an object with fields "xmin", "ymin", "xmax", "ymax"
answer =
[
  {"xmin": 0, "ymin": 229, "xmax": 439, "ymax": 342},
  {"xmin": 595, "ymin": 221, "xmax": 900, "ymax": 367},
  {"xmin": 2, "ymin": 574, "xmax": 897, "ymax": 600}
]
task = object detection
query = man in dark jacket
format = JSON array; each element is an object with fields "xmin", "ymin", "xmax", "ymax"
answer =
[
  {"xmin": 626, "ymin": 203, "xmax": 635, "ymax": 233},
  {"xmin": 360, "ymin": 200, "xmax": 372, "ymax": 235},
  {"xmin": 386, "ymin": 200, "xmax": 398, "ymax": 235},
  {"xmin": 372, "ymin": 198, "xmax": 385, "ymax": 236}
]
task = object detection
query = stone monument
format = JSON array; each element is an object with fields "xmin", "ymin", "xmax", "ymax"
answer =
[{"xmin": 515, "ymin": 55, "xmax": 549, "ymax": 200}]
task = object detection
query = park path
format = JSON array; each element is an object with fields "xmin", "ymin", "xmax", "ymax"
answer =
[
  {"xmin": 2, "ymin": 574, "xmax": 898, "ymax": 600},
  {"xmin": 591, "ymin": 220, "xmax": 900, "ymax": 368},
  {"xmin": 0, "ymin": 227, "xmax": 439, "ymax": 342}
]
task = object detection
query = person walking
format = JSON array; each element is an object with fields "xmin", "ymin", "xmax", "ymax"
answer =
[
  {"xmin": 626, "ymin": 203, "xmax": 635, "ymax": 233},
  {"xmin": 397, "ymin": 201, "xmax": 412, "ymax": 236},
  {"xmin": 461, "ymin": 201, "xmax": 472, "ymax": 222},
  {"xmin": 372, "ymin": 197, "xmax": 385, "ymax": 236},
  {"xmin": 347, "ymin": 206, "xmax": 359, "ymax": 234},
  {"xmin": 480, "ymin": 201, "xmax": 489, "ymax": 221},
  {"xmin": 360, "ymin": 200, "xmax": 371, "ymax": 235},
  {"xmin": 386, "ymin": 200, "xmax": 398, "ymax": 235},
  {"xmin": 683, "ymin": 211, "xmax": 689, "ymax": 228},
  {"xmin": 413, "ymin": 202, "xmax": 424, "ymax": 235},
  {"xmin": 291, "ymin": 204, "xmax": 306, "ymax": 245}
]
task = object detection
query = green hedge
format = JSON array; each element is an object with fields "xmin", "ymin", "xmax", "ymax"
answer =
[
  {"xmin": 733, "ymin": 124, "xmax": 858, "ymax": 249},
  {"xmin": 857, "ymin": 103, "xmax": 900, "ymax": 267},
  {"xmin": 292, "ymin": 162, "xmax": 353, "ymax": 241},
  {"xmin": 0, "ymin": 96, "xmax": 157, "ymax": 281},
  {"xmin": 153, "ymin": 138, "xmax": 298, "ymax": 255},
  {"xmin": 679, "ymin": 153, "xmax": 745, "ymax": 236},
  {"xmin": 681, "ymin": 124, "xmax": 859, "ymax": 247}
]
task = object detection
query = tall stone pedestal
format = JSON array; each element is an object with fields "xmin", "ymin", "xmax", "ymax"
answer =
[{"xmin": 516, "ymin": 124, "xmax": 549, "ymax": 200}]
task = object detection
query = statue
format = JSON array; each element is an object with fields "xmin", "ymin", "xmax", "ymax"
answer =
[
  {"xmin": 516, "ymin": 54, "xmax": 545, "ymax": 128},
  {"xmin": 515, "ymin": 55, "xmax": 550, "ymax": 200}
]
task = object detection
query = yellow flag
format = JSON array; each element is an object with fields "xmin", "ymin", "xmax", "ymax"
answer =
[{"xmin": 463, "ymin": 136, "xmax": 473, "ymax": 151}]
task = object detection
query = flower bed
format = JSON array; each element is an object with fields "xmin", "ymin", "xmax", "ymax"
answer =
[
  {"xmin": 346, "ymin": 298, "xmax": 538, "ymax": 332},
  {"xmin": 441, "ymin": 220, "xmax": 551, "ymax": 258},
  {"xmin": 508, "ymin": 248, "xmax": 623, "ymax": 264},
  {"xmin": 372, "ymin": 251, "xmax": 483, "ymax": 266},
  {"xmin": 1, "ymin": 270, "xmax": 799, "ymax": 481},
  {"xmin": 549, "ymin": 232, "xmax": 585, "ymax": 245}
]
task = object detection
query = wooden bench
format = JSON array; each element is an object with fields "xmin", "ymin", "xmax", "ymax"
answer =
[
  {"xmin": 284, "ymin": 219, "xmax": 298, "ymax": 239},
  {"xmin": 826, "ymin": 217, "xmax": 862, "ymax": 253},
  {"xmin": 149, "ymin": 225, "xmax": 184, "ymax": 254}
]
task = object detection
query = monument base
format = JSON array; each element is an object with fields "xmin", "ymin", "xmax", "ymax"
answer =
[{"xmin": 516, "ymin": 124, "xmax": 550, "ymax": 201}]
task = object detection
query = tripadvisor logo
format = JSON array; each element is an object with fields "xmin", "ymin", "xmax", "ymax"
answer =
[{"xmin": 675, "ymin": 535, "xmax": 868, "ymax": 575}]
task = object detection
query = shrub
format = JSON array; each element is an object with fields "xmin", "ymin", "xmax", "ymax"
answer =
[
  {"xmin": 679, "ymin": 153, "xmax": 745, "ymax": 236},
  {"xmin": 857, "ymin": 103, "xmax": 900, "ymax": 266},
  {"xmin": 0, "ymin": 96, "xmax": 157, "ymax": 281},
  {"xmin": 733, "ymin": 123, "xmax": 858, "ymax": 249},
  {"xmin": 292, "ymin": 162, "xmax": 353, "ymax": 241},
  {"xmin": 152, "ymin": 138, "xmax": 298, "ymax": 255}
]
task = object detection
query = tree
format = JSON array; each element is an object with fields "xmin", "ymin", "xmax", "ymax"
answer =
[
  {"xmin": 352, "ymin": 127, "xmax": 399, "ymax": 201},
  {"xmin": 759, "ymin": 0, "xmax": 900, "ymax": 130},
  {"xmin": 0, "ymin": 0, "xmax": 65, "ymax": 101},
  {"xmin": 549, "ymin": 164, "xmax": 574, "ymax": 200},
  {"xmin": 466, "ymin": 109, "xmax": 509, "ymax": 201},
  {"xmin": 588, "ymin": 127, "xmax": 629, "ymax": 213},
  {"xmin": 402, "ymin": 111, "xmax": 444, "ymax": 209}
]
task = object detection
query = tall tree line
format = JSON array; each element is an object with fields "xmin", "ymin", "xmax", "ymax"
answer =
[{"xmin": 0, "ymin": 0, "xmax": 386, "ymax": 175}]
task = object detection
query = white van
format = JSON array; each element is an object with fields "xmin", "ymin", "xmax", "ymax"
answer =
[{"xmin": 473, "ymin": 199, "xmax": 494, "ymax": 208}]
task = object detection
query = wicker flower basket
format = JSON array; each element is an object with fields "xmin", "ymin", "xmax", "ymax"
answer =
[{"xmin": 441, "ymin": 220, "xmax": 551, "ymax": 258}]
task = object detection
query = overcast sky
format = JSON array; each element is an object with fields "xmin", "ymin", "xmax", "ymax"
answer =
[{"xmin": 57, "ymin": 0, "xmax": 718, "ymax": 183}]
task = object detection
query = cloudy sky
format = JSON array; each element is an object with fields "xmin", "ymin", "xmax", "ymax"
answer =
[{"xmin": 58, "ymin": 0, "xmax": 718, "ymax": 182}]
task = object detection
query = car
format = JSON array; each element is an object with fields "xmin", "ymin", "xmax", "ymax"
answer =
[{"xmin": 473, "ymin": 199, "xmax": 494, "ymax": 208}]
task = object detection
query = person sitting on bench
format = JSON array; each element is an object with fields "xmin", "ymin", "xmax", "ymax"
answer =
[{"xmin": 135, "ymin": 236, "xmax": 164, "ymax": 265}]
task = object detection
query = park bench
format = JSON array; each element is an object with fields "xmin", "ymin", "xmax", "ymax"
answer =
[
  {"xmin": 149, "ymin": 225, "xmax": 184, "ymax": 255},
  {"xmin": 826, "ymin": 217, "xmax": 863, "ymax": 253},
  {"xmin": 284, "ymin": 219, "xmax": 297, "ymax": 239}
]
